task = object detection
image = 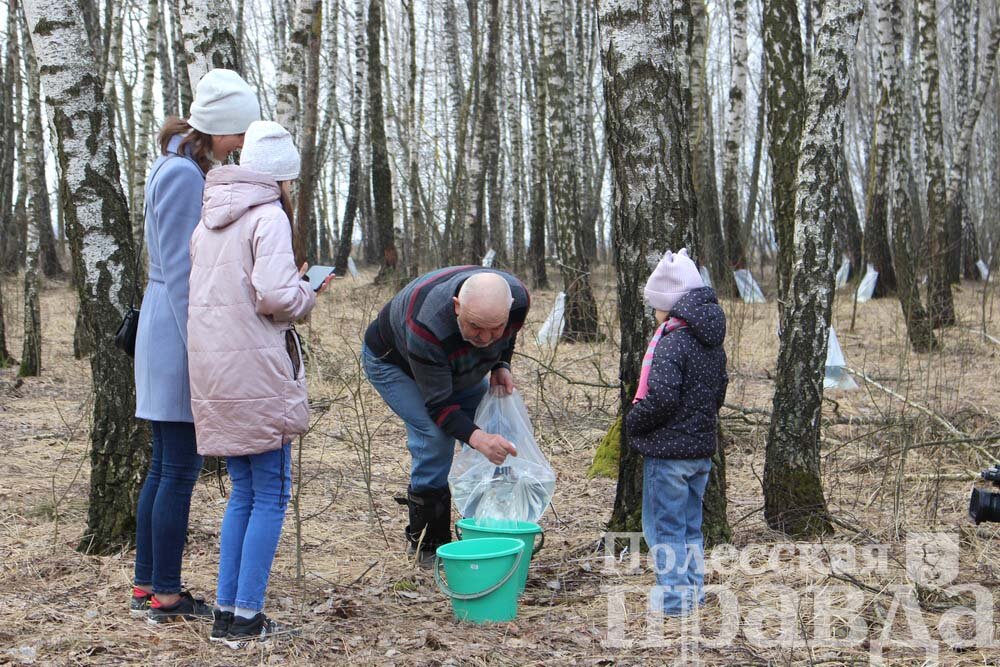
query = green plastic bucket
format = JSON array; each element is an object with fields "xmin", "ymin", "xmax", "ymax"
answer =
[
  {"xmin": 434, "ymin": 537, "xmax": 524, "ymax": 623},
  {"xmin": 455, "ymin": 519, "xmax": 544, "ymax": 593}
]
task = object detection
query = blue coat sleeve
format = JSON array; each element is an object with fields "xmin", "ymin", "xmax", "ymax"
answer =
[
  {"xmin": 625, "ymin": 336, "xmax": 685, "ymax": 437},
  {"xmin": 151, "ymin": 163, "xmax": 204, "ymax": 347}
]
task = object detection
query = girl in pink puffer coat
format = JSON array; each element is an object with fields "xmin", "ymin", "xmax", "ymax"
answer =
[{"xmin": 188, "ymin": 121, "xmax": 329, "ymax": 647}]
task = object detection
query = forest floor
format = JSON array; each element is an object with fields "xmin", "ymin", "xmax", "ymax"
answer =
[{"xmin": 2, "ymin": 265, "xmax": 1000, "ymax": 666}]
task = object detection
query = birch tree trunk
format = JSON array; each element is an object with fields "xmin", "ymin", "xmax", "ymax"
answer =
[
  {"xmin": 24, "ymin": 0, "xmax": 148, "ymax": 553},
  {"xmin": 442, "ymin": 1, "xmax": 473, "ymax": 263},
  {"xmin": 918, "ymin": 0, "xmax": 956, "ymax": 327},
  {"xmin": 468, "ymin": 0, "xmax": 503, "ymax": 265},
  {"xmin": 367, "ymin": 0, "xmax": 397, "ymax": 285},
  {"xmin": 864, "ymin": 90, "xmax": 898, "ymax": 297},
  {"xmin": 762, "ymin": 0, "xmax": 862, "ymax": 538},
  {"xmin": 526, "ymin": 1, "xmax": 550, "ymax": 289},
  {"xmin": 405, "ymin": 0, "xmax": 422, "ymax": 277},
  {"xmin": 0, "ymin": 285, "xmax": 14, "ymax": 368},
  {"xmin": 881, "ymin": 0, "xmax": 936, "ymax": 352},
  {"xmin": 541, "ymin": 0, "xmax": 599, "ymax": 342},
  {"xmin": 179, "ymin": 0, "xmax": 242, "ymax": 87},
  {"xmin": 833, "ymin": 147, "xmax": 862, "ymax": 280},
  {"xmin": 507, "ymin": 0, "xmax": 526, "ymax": 275},
  {"xmin": 947, "ymin": 24, "xmax": 1000, "ymax": 282},
  {"xmin": 723, "ymin": 0, "xmax": 750, "ymax": 273},
  {"xmin": 133, "ymin": 0, "xmax": 161, "ymax": 245},
  {"xmin": 275, "ymin": 0, "xmax": 318, "ymax": 139},
  {"xmin": 946, "ymin": 0, "xmax": 972, "ymax": 284},
  {"xmin": 19, "ymin": 211, "xmax": 41, "ymax": 377},
  {"xmin": 284, "ymin": 0, "xmax": 322, "ymax": 265},
  {"xmin": 334, "ymin": 0, "xmax": 366, "ymax": 277},
  {"xmin": 169, "ymin": 0, "xmax": 192, "ymax": 114},
  {"xmin": 155, "ymin": 0, "xmax": 176, "ymax": 118},
  {"xmin": 691, "ymin": 0, "xmax": 736, "ymax": 297},
  {"xmin": 764, "ymin": 0, "xmax": 806, "ymax": 310},
  {"xmin": 599, "ymin": 0, "xmax": 701, "ymax": 533},
  {"xmin": 744, "ymin": 78, "xmax": 766, "ymax": 243},
  {"xmin": 0, "ymin": 7, "xmax": 20, "ymax": 275},
  {"xmin": 20, "ymin": 9, "xmax": 63, "ymax": 279}
]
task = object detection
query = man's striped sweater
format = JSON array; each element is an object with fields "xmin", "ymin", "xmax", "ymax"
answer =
[{"xmin": 363, "ymin": 266, "xmax": 530, "ymax": 443}]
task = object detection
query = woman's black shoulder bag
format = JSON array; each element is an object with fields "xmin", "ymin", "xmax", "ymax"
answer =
[{"xmin": 114, "ymin": 229, "xmax": 143, "ymax": 357}]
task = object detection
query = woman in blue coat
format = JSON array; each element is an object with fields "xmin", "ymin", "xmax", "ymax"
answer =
[{"xmin": 131, "ymin": 69, "xmax": 260, "ymax": 624}]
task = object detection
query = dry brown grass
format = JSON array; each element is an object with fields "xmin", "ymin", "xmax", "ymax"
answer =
[{"xmin": 2, "ymin": 267, "xmax": 1000, "ymax": 666}]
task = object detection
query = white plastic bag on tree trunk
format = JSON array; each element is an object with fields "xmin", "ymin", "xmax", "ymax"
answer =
[
  {"xmin": 835, "ymin": 258, "xmax": 851, "ymax": 288},
  {"xmin": 977, "ymin": 259, "xmax": 989, "ymax": 281},
  {"xmin": 448, "ymin": 389, "xmax": 556, "ymax": 526},
  {"xmin": 482, "ymin": 249, "xmax": 496, "ymax": 267},
  {"xmin": 855, "ymin": 264, "xmax": 879, "ymax": 302},
  {"xmin": 824, "ymin": 327, "xmax": 858, "ymax": 390},
  {"xmin": 699, "ymin": 265, "xmax": 712, "ymax": 288},
  {"xmin": 537, "ymin": 292, "xmax": 566, "ymax": 346},
  {"xmin": 733, "ymin": 269, "xmax": 766, "ymax": 303},
  {"xmin": 347, "ymin": 256, "xmax": 360, "ymax": 279}
]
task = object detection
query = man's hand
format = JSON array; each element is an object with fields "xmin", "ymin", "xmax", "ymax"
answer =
[
  {"xmin": 490, "ymin": 367, "xmax": 515, "ymax": 395},
  {"xmin": 469, "ymin": 429, "xmax": 517, "ymax": 465}
]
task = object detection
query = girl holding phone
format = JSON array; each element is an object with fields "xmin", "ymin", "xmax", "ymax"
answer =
[{"xmin": 187, "ymin": 121, "xmax": 329, "ymax": 646}]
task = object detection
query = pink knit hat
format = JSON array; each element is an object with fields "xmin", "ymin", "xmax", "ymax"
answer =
[{"xmin": 643, "ymin": 248, "xmax": 703, "ymax": 313}]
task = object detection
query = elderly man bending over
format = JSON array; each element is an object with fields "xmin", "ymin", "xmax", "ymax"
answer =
[{"xmin": 362, "ymin": 267, "xmax": 531, "ymax": 559}]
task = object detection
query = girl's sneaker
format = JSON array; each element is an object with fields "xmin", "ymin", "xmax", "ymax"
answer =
[
  {"xmin": 210, "ymin": 609, "xmax": 234, "ymax": 642},
  {"xmin": 147, "ymin": 591, "xmax": 214, "ymax": 625},
  {"xmin": 130, "ymin": 587, "xmax": 153, "ymax": 617},
  {"xmin": 223, "ymin": 613, "xmax": 297, "ymax": 649}
]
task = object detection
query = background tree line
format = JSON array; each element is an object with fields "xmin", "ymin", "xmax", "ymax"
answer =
[{"xmin": 1, "ymin": 0, "xmax": 998, "ymax": 551}]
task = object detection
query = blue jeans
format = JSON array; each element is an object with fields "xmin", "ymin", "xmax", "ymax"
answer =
[
  {"xmin": 362, "ymin": 343, "xmax": 488, "ymax": 493},
  {"xmin": 642, "ymin": 456, "xmax": 712, "ymax": 616},
  {"xmin": 216, "ymin": 444, "xmax": 292, "ymax": 612},
  {"xmin": 134, "ymin": 421, "xmax": 203, "ymax": 593}
]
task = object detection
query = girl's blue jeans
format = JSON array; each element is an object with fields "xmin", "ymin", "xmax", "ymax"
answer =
[
  {"xmin": 134, "ymin": 421, "xmax": 203, "ymax": 594},
  {"xmin": 642, "ymin": 456, "xmax": 712, "ymax": 616},
  {"xmin": 215, "ymin": 444, "xmax": 292, "ymax": 611}
]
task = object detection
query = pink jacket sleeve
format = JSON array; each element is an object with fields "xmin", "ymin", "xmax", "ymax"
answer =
[{"xmin": 250, "ymin": 212, "xmax": 316, "ymax": 322}]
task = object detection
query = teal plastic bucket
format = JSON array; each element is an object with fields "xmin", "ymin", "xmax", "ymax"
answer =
[
  {"xmin": 435, "ymin": 537, "xmax": 525, "ymax": 623},
  {"xmin": 455, "ymin": 518, "xmax": 544, "ymax": 592}
]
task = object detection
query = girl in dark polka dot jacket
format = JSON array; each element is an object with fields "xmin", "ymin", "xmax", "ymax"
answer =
[{"xmin": 624, "ymin": 248, "xmax": 728, "ymax": 617}]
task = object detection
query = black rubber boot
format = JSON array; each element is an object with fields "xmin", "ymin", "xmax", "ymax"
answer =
[{"xmin": 396, "ymin": 487, "xmax": 452, "ymax": 563}]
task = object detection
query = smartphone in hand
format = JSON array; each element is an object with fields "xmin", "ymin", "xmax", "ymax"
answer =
[{"xmin": 302, "ymin": 265, "xmax": 336, "ymax": 292}]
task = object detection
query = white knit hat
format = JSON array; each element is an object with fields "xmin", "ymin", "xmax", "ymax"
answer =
[
  {"xmin": 188, "ymin": 69, "xmax": 260, "ymax": 135},
  {"xmin": 643, "ymin": 248, "xmax": 704, "ymax": 313},
  {"xmin": 240, "ymin": 121, "xmax": 301, "ymax": 181}
]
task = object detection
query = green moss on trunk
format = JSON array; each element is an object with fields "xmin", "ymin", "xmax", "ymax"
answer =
[{"xmin": 588, "ymin": 416, "xmax": 621, "ymax": 479}]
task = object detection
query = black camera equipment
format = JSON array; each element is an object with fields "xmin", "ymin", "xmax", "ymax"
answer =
[{"xmin": 968, "ymin": 465, "xmax": 1000, "ymax": 524}]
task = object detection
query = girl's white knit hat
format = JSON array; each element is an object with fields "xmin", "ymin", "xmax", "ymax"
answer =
[
  {"xmin": 188, "ymin": 69, "xmax": 260, "ymax": 135},
  {"xmin": 643, "ymin": 248, "xmax": 704, "ymax": 313},
  {"xmin": 240, "ymin": 121, "xmax": 301, "ymax": 181}
]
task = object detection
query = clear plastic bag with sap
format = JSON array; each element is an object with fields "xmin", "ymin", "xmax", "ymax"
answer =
[{"xmin": 448, "ymin": 389, "xmax": 556, "ymax": 527}]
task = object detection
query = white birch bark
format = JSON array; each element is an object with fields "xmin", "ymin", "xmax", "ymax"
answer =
[
  {"xmin": 946, "ymin": 24, "xmax": 1000, "ymax": 199},
  {"xmin": 722, "ymin": 0, "xmax": 749, "ymax": 270},
  {"xmin": 598, "ymin": 0, "xmax": 700, "ymax": 529},
  {"xmin": 541, "ymin": 0, "xmax": 598, "ymax": 340},
  {"xmin": 881, "ymin": 0, "xmax": 935, "ymax": 351},
  {"xmin": 19, "ymin": 203, "xmax": 41, "ymax": 377},
  {"xmin": 275, "ymin": 0, "xmax": 320, "ymax": 139},
  {"xmin": 179, "ymin": 0, "xmax": 241, "ymax": 88},
  {"xmin": 134, "ymin": 0, "xmax": 160, "ymax": 240},
  {"xmin": 23, "ymin": 0, "xmax": 147, "ymax": 552},
  {"xmin": 763, "ymin": 0, "xmax": 863, "ymax": 537},
  {"xmin": 918, "ymin": 0, "xmax": 955, "ymax": 325}
]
